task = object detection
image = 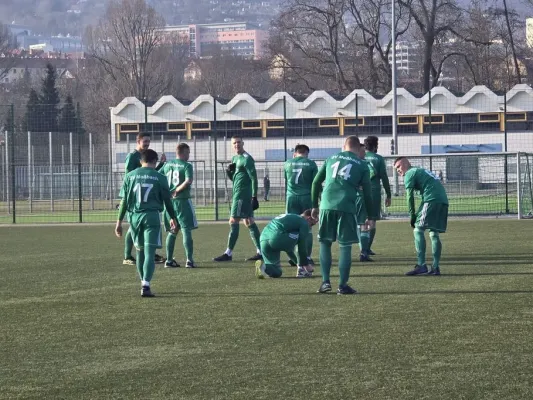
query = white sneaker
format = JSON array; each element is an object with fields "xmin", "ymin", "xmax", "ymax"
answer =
[
  {"xmin": 255, "ymin": 260, "xmax": 268, "ymax": 279},
  {"xmin": 296, "ymin": 267, "xmax": 313, "ymax": 278}
]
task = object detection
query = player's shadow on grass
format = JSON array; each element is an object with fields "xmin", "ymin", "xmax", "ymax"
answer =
[{"xmin": 155, "ymin": 288, "xmax": 533, "ymax": 297}]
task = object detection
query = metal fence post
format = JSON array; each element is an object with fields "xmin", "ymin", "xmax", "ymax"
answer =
[
  {"xmin": 89, "ymin": 132, "xmax": 94, "ymax": 210},
  {"xmin": 108, "ymin": 127, "xmax": 114, "ymax": 208},
  {"xmin": 428, "ymin": 88, "xmax": 433, "ymax": 172},
  {"xmin": 355, "ymin": 93, "xmax": 359, "ymax": 133},
  {"xmin": 504, "ymin": 92, "xmax": 509, "ymax": 214},
  {"xmin": 28, "ymin": 131, "xmax": 32, "ymax": 213},
  {"xmin": 70, "ymin": 132, "xmax": 74, "ymax": 211},
  {"xmin": 517, "ymin": 152, "xmax": 522, "ymax": 219},
  {"xmin": 77, "ymin": 103, "xmax": 83, "ymax": 223},
  {"xmin": 9, "ymin": 104, "xmax": 16, "ymax": 222},
  {"xmin": 208, "ymin": 135, "xmax": 212, "ymax": 206},
  {"xmin": 49, "ymin": 131, "xmax": 54, "ymax": 212},
  {"xmin": 213, "ymin": 98, "xmax": 219, "ymax": 221}
]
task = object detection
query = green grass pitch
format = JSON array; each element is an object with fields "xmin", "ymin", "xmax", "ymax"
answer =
[{"xmin": 1, "ymin": 220, "xmax": 532, "ymax": 399}]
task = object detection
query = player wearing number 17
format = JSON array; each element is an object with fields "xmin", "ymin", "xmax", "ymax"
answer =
[
  {"xmin": 311, "ymin": 136, "xmax": 374, "ymax": 295},
  {"xmin": 161, "ymin": 143, "xmax": 198, "ymax": 268},
  {"xmin": 115, "ymin": 149, "xmax": 178, "ymax": 297},
  {"xmin": 394, "ymin": 157, "xmax": 449, "ymax": 276}
]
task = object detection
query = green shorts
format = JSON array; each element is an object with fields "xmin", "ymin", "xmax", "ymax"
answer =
[
  {"xmin": 317, "ymin": 209, "xmax": 359, "ymax": 245},
  {"xmin": 129, "ymin": 211, "xmax": 163, "ymax": 250},
  {"xmin": 369, "ymin": 187, "xmax": 382, "ymax": 220},
  {"xmin": 260, "ymin": 238, "xmax": 291, "ymax": 278},
  {"xmin": 231, "ymin": 196, "xmax": 253, "ymax": 219},
  {"xmin": 286, "ymin": 194, "xmax": 312, "ymax": 214},
  {"xmin": 355, "ymin": 196, "xmax": 367, "ymax": 225},
  {"xmin": 164, "ymin": 199, "xmax": 198, "ymax": 232},
  {"xmin": 416, "ymin": 202, "xmax": 448, "ymax": 233}
]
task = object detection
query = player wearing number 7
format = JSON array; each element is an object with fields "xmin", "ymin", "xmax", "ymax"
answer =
[
  {"xmin": 312, "ymin": 136, "xmax": 374, "ymax": 295},
  {"xmin": 161, "ymin": 143, "xmax": 198, "ymax": 268},
  {"xmin": 394, "ymin": 157, "xmax": 449, "ymax": 276},
  {"xmin": 284, "ymin": 144, "xmax": 318, "ymax": 265},
  {"xmin": 115, "ymin": 149, "xmax": 178, "ymax": 297}
]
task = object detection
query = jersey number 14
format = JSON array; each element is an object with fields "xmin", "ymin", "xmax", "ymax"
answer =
[{"xmin": 331, "ymin": 161, "xmax": 352, "ymax": 180}]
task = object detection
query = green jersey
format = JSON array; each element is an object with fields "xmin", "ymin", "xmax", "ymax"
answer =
[
  {"xmin": 161, "ymin": 159, "xmax": 193, "ymax": 199},
  {"xmin": 124, "ymin": 150, "xmax": 142, "ymax": 173},
  {"xmin": 119, "ymin": 167, "xmax": 173, "ymax": 214},
  {"xmin": 229, "ymin": 152, "xmax": 258, "ymax": 197},
  {"xmin": 284, "ymin": 156, "xmax": 318, "ymax": 196},
  {"xmin": 312, "ymin": 151, "xmax": 373, "ymax": 216},
  {"xmin": 261, "ymin": 213, "xmax": 310, "ymax": 260},
  {"xmin": 365, "ymin": 151, "xmax": 391, "ymax": 198},
  {"xmin": 404, "ymin": 167, "xmax": 448, "ymax": 215}
]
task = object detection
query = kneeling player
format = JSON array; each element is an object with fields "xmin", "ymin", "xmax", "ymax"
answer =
[{"xmin": 255, "ymin": 211, "xmax": 317, "ymax": 279}]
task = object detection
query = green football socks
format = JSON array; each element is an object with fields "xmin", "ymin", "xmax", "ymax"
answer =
[
  {"xmin": 182, "ymin": 229, "xmax": 194, "ymax": 262},
  {"xmin": 124, "ymin": 229, "xmax": 134, "ymax": 259},
  {"xmin": 368, "ymin": 227, "xmax": 376, "ymax": 250},
  {"xmin": 143, "ymin": 246, "xmax": 156, "ymax": 283},
  {"xmin": 338, "ymin": 245, "xmax": 352, "ymax": 286},
  {"xmin": 248, "ymin": 223, "xmax": 261, "ymax": 251},
  {"xmin": 135, "ymin": 249, "xmax": 144, "ymax": 281},
  {"xmin": 166, "ymin": 233, "xmax": 177, "ymax": 261},
  {"xmin": 357, "ymin": 226, "xmax": 370, "ymax": 254},
  {"xmin": 319, "ymin": 241, "xmax": 332, "ymax": 282},
  {"xmin": 307, "ymin": 231, "xmax": 313, "ymax": 259},
  {"xmin": 227, "ymin": 223, "xmax": 240, "ymax": 251},
  {"xmin": 414, "ymin": 227, "xmax": 426, "ymax": 266},
  {"xmin": 429, "ymin": 230, "xmax": 442, "ymax": 269}
]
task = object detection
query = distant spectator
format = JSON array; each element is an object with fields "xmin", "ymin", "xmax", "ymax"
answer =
[{"xmin": 263, "ymin": 175, "xmax": 270, "ymax": 201}]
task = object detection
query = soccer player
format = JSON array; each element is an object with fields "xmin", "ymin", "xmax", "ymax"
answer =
[
  {"xmin": 284, "ymin": 144, "xmax": 318, "ymax": 265},
  {"xmin": 356, "ymin": 145, "xmax": 377, "ymax": 262},
  {"xmin": 161, "ymin": 143, "xmax": 198, "ymax": 269},
  {"xmin": 123, "ymin": 132, "xmax": 166, "ymax": 265},
  {"xmin": 115, "ymin": 149, "xmax": 177, "ymax": 297},
  {"xmin": 213, "ymin": 136, "xmax": 262, "ymax": 262},
  {"xmin": 394, "ymin": 157, "xmax": 449, "ymax": 275},
  {"xmin": 255, "ymin": 211, "xmax": 317, "ymax": 279},
  {"xmin": 364, "ymin": 136, "xmax": 391, "ymax": 256},
  {"xmin": 312, "ymin": 136, "xmax": 374, "ymax": 295}
]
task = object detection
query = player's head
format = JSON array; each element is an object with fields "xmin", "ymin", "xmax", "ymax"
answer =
[
  {"xmin": 357, "ymin": 145, "xmax": 366, "ymax": 159},
  {"xmin": 364, "ymin": 136, "xmax": 378, "ymax": 153},
  {"xmin": 176, "ymin": 143, "xmax": 190, "ymax": 161},
  {"xmin": 301, "ymin": 209, "xmax": 318, "ymax": 227},
  {"xmin": 140, "ymin": 149, "xmax": 158, "ymax": 167},
  {"xmin": 136, "ymin": 132, "xmax": 151, "ymax": 151},
  {"xmin": 294, "ymin": 144, "xmax": 310, "ymax": 158},
  {"xmin": 394, "ymin": 157, "xmax": 411, "ymax": 176},
  {"xmin": 343, "ymin": 135, "xmax": 361, "ymax": 154},
  {"xmin": 231, "ymin": 136, "xmax": 244, "ymax": 154}
]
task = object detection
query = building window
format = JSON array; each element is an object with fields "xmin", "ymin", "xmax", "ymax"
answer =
[
  {"xmin": 344, "ymin": 117, "xmax": 365, "ymax": 126},
  {"xmin": 267, "ymin": 120, "xmax": 285, "ymax": 129},
  {"xmin": 398, "ymin": 116, "xmax": 418, "ymax": 125},
  {"xmin": 478, "ymin": 113, "xmax": 500, "ymax": 123},
  {"xmin": 168, "ymin": 122, "xmax": 186, "ymax": 131},
  {"xmin": 242, "ymin": 120, "xmax": 261, "ymax": 129},
  {"xmin": 119, "ymin": 124, "xmax": 139, "ymax": 133},
  {"xmin": 423, "ymin": 115, "xmax": 444, "ymax": 124},
  {"xmin": 505, "ymin": 112, "xmax": 526, "ymax": 122},
  {"xmin": 191, "ymin": 122, "xmax": 211, "ymax": 130},
  {"xmin": 318, "ymin": 118, "xmax": 339, "ymax": 127}
]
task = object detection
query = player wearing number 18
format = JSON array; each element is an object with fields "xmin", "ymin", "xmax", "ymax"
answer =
[
  {"xmin": 115, "ymin": 149, "xmax": 178, "ymax": 297},
  {"xmin": 394, "ymin": 157, "xmax": 449, "ymax": 276},
  {"xmin": 312, "ymin": 136, "xmax": 374, "ymax": 295},
  {"xmin": 161, "ymin": 143, "xmax": 198, "ymax": 268}
]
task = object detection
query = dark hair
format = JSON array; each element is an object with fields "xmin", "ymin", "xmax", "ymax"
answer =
[
  {"xmin": 136, "ymin": 132, "xmax": 150, "ymax": 141},
  {"xmin": 231, "ymin": 135, "xmax": 242, "ymax": 141},
  {"xmin": 394, "ymin": 156, "xmax": 406, "ymax": 165},
  {"xmin": 364, "ymin": 136, "xmax": 378, "ymax": 152},
  {"xmin": 294, "ymin": 144, "xmax": 310, "ymax": 154},
  {"xmin": 301, "ymin": 209, "xmax": 312, "ymax": 218},
  {"xmin": 177, "ymin": 143, "xmax": 190, "ymax": 153},
  {"xmin": 141, "ymin": 149, "xmax": 158, "ymax": 164},
  {"xmin": 344, "ymin": 135, "xmax": 361, "ymax": 148}
]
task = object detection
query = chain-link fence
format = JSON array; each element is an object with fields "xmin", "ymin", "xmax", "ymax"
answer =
[{"xmin": 3, "ymin": 86, "xmax": 533, "ymax": 223}]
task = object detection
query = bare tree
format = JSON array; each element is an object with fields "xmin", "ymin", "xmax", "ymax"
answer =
[
  {"xmin": 85, "ymin": 0, "xmax": 188, "ymax": 100},
  {"xmin": 0, "ymin": 23, "xmax": 15, "ymax": 82}
]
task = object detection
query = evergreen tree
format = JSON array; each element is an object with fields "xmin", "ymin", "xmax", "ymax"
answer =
[
  {"xmin": 59, "ymin": 95, "xmax": 77, "ymax": 133},
  {"xmin": 39, "ymin": 63, "xmax": 60, "ymax": 132},
  {"xmin": 23, "ymin": 89, "xmax": 42, "ymax": 133}
]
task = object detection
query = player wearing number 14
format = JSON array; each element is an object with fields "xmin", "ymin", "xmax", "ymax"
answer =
[{"xmin": 161, "ymin": 143, "xmax": 198, "ymax": 268}]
